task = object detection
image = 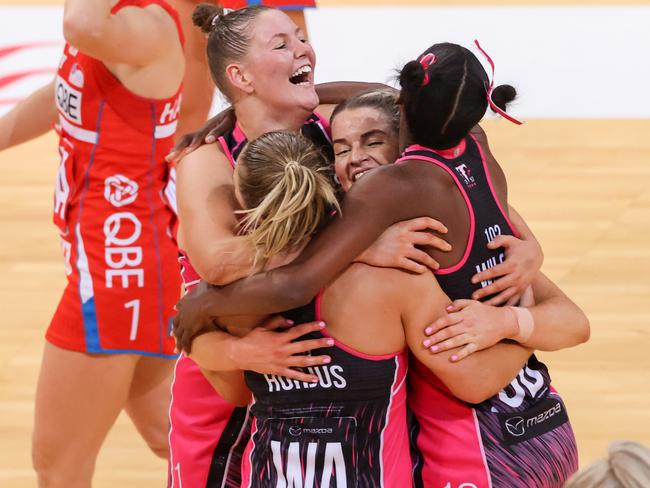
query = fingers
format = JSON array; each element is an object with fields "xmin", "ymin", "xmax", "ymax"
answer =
[
  {"xmin": 262, "ymin": 315, "xmax": 294, "ymax": 331},
  {"xmin": 505, "ymin": 294, "xmax": 522, "ymax": 306},
  {"xmin": 205, "ymin": 132, "xmax": 217, "ymax": 144},
  {"xmin": 276, "ymin": 367, "xmax": 319, "ymax": 383},
  {"xmin": 398, "ymin": 257, "xmax": 428, "ymax": 274},
  {"xmin": 487, "ymin": 234, "xmax": 517, "ymax": 250},
  {"xmin": 426, "ymin": 333, "xmax": 472, "ymax": 355},
  {"xmin": 445, "ymin": 299, "xmax": 475, "ymax": 313},
  {"xmin": 285, "ymin": 337, "xmax": 334, "ymax": 356},
  {"xmin": 281, "ymin": 321, "xmax": 327, "ymax": 341},
  {"xmin": 471, "ymin": 262, "xmax": 513, "ymax": 285},
  {"xmin": 285, "ymin": 354, "xmax": 332, "ymax": 368},
  {"xmin": 406, "ymin": 248, "xmax": 440, "ymax": 271},
  {"xmin": 424, "ymin": 313, "xmax": 463, "ymax": 337},
  {"xmin": 411, "ymin": 232, "xmax": 452, "ymax": 252},
  {"xmin": 450, "ymin": 342, "xmax": 479, "ymax": 362},
  {"xmin": 472, "ymin": 274, "xmax": 515, "ymax": 300},
  {"xmin": 484, "ymin": 286, "xmax": 519, "ymax": 306},
  {"xmin": 423, "ymin": 323, "xmax": 465, "ymax": 351},
  {"xmin": 406, "ymin": 217, "xmax": 448, "ymax": 234}
]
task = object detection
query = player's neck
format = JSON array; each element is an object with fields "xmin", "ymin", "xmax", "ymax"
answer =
[{"xmin": 235, "ymin": 99, "xmax": 308, "ymax": 140}]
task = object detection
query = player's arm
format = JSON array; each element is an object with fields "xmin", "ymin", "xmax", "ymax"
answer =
[
  {"xmin": 176, "ymin": 144, "xmax": 258, "ymax": 285},
  {"xmin": 0, "ymin": 81, "xmax": 56, "ymax": 151},
  {"xmin": 63, "ymin": 0, "xmax": 179, "ymax": 65},
  {"xmin": 424, "ymin": 271, "xmax": 590, "ymax": 360},
  {"xmin": 172, "ymin": 162, "xmax": 451, "ymax": 350},
  {"xmin": 400, "ymin": 271, "xmax": 533, "ymax": 404},
  {"xmin": 201, "ymin": 369, "xmax": 251, "ymax": 406},
  {"xmin": 315, "ymin": 82, "xmax": 395, "ymax": 121}
]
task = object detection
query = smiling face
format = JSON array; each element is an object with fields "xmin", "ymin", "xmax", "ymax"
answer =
[
  {"xmin": 332, "ymin": 106, "xmax": 400, "ymax": 192},
  {"xmin": 239, "ymin": 10, "xmax": 318, "ymax": 115}
]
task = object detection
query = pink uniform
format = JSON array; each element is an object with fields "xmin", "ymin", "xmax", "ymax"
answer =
[
  {"xmin": 168, "ymin": 114, "xmax": 334, "ymax": 487},
  {"xmin": 48, "ymin": 0, "xmax": 182, "ymax": 357},
  {"xmin": 399, "ymin": 139, "xmax": 578, "ymax": 487},
  {"xmin": 241, "ymin": 293, "xmax": 411, "ymax": 487}
]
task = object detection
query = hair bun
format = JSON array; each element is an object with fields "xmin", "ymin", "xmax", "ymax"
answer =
[
  {"xmin": 490, "ymin": 84, "xmax": 517, "ymax": 112},
  {"xmin": 399, "ymin": 60, "xmax": 426, "ymax": 91},
  {"xmin": 192, "ymin": 3, "xmax": 224, "ymax": 34}
]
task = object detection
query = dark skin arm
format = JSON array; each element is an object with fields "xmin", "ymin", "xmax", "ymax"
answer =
[{"xmin": 174, "ymin": 160, "xmax": 461, "ymax": 351}]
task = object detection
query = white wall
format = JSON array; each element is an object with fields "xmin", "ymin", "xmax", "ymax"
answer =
[{"xmin": 1, "ymin": 5, "xmax": 649, "ymax": 118}]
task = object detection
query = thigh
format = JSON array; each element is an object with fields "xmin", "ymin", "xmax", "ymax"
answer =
[
  {"xmin": 32, "ymin": 342, "xmax": 138, "ymax": 485},
  {"xmin": 124, "ymin": 356, "xmax": 175, "ymax": 458}
]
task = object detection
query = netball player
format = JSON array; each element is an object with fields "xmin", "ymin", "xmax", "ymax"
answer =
[
  {"xmin": 168, "ymin": 0, "xmax": 315, "ymax": 139},
  {"xmin": 0, "ymin": 0, "xmax": 184, "ymax": 485},
  {"xmin": 173, "ymin": 43, "xmax": 589, "ymax": 487}
]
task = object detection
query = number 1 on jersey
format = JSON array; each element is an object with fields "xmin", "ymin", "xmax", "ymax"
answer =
[{"xmin": 124, "ymin": 299, "xmax": 140, "ymax": 341}]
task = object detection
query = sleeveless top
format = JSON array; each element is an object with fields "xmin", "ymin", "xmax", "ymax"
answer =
[
  {"xmin": 397, "ymin": 136, "xmax": 577, "ymax": 487},
  {"xmin": 53, "ymin": 0, "xmax": 183, "ymax": 235},
  {"xmin": 175, "ymin": 113, "xmax": 334, "ymax": 487},
  {"xmin": 240, "ymin": 294, "xmax": 411, "ymax": 488}
]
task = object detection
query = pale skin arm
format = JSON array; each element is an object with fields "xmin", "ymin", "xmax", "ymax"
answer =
[
  {"xmin": 424, "ymin": 272, "xmax": 590, "ymax": 360},
  {"xmin": 176, "ymin": 144, "xmax": 258, "ymax": 285},
  {"xmin": 400, "ymin": 271, "xmax": 533, "ymax": 404},
  {"xmin": 63, "ymin": 0, "xmax": 178, "ymax": 65},
  {"xmin": 0, "ymin": 81, "xmax": 56, "ymax": 151}
]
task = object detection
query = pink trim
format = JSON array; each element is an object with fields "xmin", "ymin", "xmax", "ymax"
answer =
[
  {"xmin": 315, "ymin": 291, "xmax": 404, "ymax": 361},
  {"xmin": 407, "ymin": 140, "xmax": 466, "ymax": 160},
  {"xmin": 313, "ymin": 111, "xmax": 332, "ymax": 139},
  {"xmin": 395, "ymin": 153, "xmax": 475, "ymax": 275},
  {"xmin": 472, "ymin": 408, "xmax": 493, "ymax": 488},
  {"xmin": 232, "ymin": 122, "xmax": 246, "ymax": 145},
  {"xmin": 218, "ymin": 136, "xmax": 236, "ymax": 169},
  {"xmin": 470, "ymin": 133, "xmax": 520, "ymax": 238}
]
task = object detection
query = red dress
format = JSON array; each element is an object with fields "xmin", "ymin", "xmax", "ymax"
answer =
[{"xmin": 48, "ymin": 0, "xmax": 183, "ymax": 357}]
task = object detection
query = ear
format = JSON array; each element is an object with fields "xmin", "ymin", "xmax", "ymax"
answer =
[{"xmin": 225, "ymin": 63, "xmax": 254, "ymax": 95}]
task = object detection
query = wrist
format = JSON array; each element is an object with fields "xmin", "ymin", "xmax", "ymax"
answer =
[
  {"xmin": 507, "ymin": 306, "xmax": 535, "ymax": 344},
  {"xmin": 226, "ymin": 336, "xmax": 245, "ymax": 370}
]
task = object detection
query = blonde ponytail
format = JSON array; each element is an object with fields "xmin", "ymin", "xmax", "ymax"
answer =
[{"xmin": 236, "ymin": 131, "xmax": 340, "ymax": 268}]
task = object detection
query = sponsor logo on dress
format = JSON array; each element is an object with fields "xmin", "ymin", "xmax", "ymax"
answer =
[
  {"xmin": 455, "ymin": 163, "xmax": 476, "ymax": 188},
  {"xmin": 104, "ymin": 175, "xmax": 139, "ymax": 208},
  {"xmin": 498, "ymin": 396, "xmax": 569, "ymax": 445},
  {"xmin": 68, "ymin": 63, "xmax": 84, "ymax": 88}
]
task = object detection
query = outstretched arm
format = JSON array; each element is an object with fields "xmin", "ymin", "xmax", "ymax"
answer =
[
  {"xmin": 0, "ymin": 81, "xmax": 56, "ymax": 151},
  {"xmin": 173, "ymin": 162, "xmax": 447, "ymax": 350}
]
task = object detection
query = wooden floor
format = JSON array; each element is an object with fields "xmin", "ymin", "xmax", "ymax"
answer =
[{"xmin": 1, "ymin": 120, "xmax": 649, "ymax": 486}]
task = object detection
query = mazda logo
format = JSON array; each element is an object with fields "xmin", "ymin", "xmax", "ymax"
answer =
[
  {"xmin": 289, "ymin": 426, "xmax": 302, "ymax": 437},
  {"xmin": 505, "ymin": 417, "xmax": 526, "ymax": 437}
]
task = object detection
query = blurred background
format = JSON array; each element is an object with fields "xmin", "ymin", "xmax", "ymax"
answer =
[{"xmin": 1, "ymin": 0, "xmax": 649, "ymax": 486}]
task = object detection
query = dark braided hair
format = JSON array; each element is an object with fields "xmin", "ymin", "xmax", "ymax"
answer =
[{"xmin": 399, "ymin": 42, "xmax": 517, "ymax": 150}]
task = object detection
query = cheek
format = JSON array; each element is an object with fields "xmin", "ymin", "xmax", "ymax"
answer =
[{"xmin": 334, "ymin": 158, "xmax": 352, "ymax": 191}]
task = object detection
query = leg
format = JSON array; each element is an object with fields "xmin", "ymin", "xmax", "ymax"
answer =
[
  {"xmin": 124, "ymin": 356, "xmax": 175, "ymax": 459},
  {"xmin": 32, "ymin": 342, "xmax": 138, "ymax": 488},
  {"xmin": 169, "ymin": 0, "xmax": 215, "ymax": 139}
]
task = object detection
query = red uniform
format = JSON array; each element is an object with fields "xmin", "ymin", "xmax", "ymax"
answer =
[{"xmin": 48, "ymin": 0, "xmax": 183, "ymax": 357}]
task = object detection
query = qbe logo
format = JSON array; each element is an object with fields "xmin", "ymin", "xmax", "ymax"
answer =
[{"xmin": 104, "ymin": 175, "xmax": 139, "ymax": 208}]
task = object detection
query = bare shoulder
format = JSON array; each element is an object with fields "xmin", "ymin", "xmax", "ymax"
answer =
[
  {"xmin": 177, "ymin": 143, "xmax": 232, "ymax": 180},
  {"xmin": 336, "ymin": 263, "xmax": 438, "ymax": 307}
]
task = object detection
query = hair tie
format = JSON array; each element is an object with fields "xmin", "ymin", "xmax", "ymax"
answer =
[
  {"xmin": 418, "ymin": 53, "xmax": 437, "ymax": 87},
  {"xmin": 211, "ymin": 8, "xmax": 234, "ymax": 28},
  {"xmin": 473, "ymin": 40, "xmax": 523, "ymax": 125},
  {"xmin": 285, "ymin": 160, "xmax": 301, "ymax": 172}
]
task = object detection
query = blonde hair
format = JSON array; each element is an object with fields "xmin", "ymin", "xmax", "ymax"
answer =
[
  {"xmin": 564, "ymin": 441, "xmax": 650, "ymax": 488},
  {"xmin": 236, "ymin": 131, "xmax": 340, "ymax": 267}
]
